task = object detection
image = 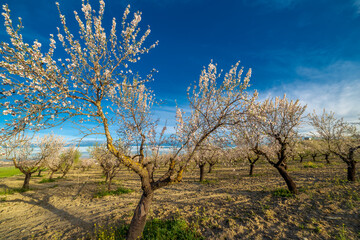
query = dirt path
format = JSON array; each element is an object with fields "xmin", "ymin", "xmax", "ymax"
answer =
[{"xmin": 0, "ymin": 159, "xmax": 359, "ymax": 239}]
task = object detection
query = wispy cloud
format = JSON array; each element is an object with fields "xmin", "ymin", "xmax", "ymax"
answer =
[
  {"xmin": 354, "ymin": 0, "xmax": 360, "ymax": 14},
  {"xmin": 259, "ymin": 61, "xmax": 360, "ymax": 123},
  {"xmin": 242, "ymin": 0, "xmax": 302, "ymax": 10}
]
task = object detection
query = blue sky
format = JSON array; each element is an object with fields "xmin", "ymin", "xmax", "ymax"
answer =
[{"xmin": 1, "ymin": 0, "xmax": 360, "ymax": 142}]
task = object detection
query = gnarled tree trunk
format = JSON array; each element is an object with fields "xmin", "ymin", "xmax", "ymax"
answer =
[
  {"xmin": 208, "ymin": 163, "xmax": 214, "ymax": 173},
  {"xmin": 324, "ymin": 153, "xmax": 330, "ymax": 164},
  {"xmin": 199, "ymin": 163, "xmax": 206, "ymax": 182},
  {"xmin": 275, "ymin": 165, "xmax": 298, "ymax": 194},
  {"xmin": 22, "ymin": 173, "xmax": 32, "ymax": 190},
  {"xmin": 347, "ymin": 161, "xmax": 356, "ymax": 182},
  {"xmin": 127, "ymin": 190, "xmax": 154, "ymax": 240},
  {"xmin": 249, "ymin": 163, "xmax": 255, "ymax": 176}
]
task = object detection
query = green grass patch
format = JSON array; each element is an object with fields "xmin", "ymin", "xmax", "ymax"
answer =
[
  {"xmin": 93, "ymin": 186, "xmax": 133, "ymax": 198},
  {"xmin": 95, "ymin": 218, "xmax": 203, "ymax": 240},
  {"xmin": 303, "ymin": 161, "xmax": 324, "ymax": 168},
  {"xmin": 199, "ymin": 179, "xmax": 218, "ymax": 185},
  {"xmin": 0, "ymin": 167, "xmax": 21, "ymax": 178},
  {"xmin": 272, "ymin": 188, "xmax": 293, "ymax": 198},
  {"xmin": 0, "ymin": 187, "xmax": 28, "ymax": 195},
  {"xmin": 39, "ymin": 178, "xmax": 56, "ymax": 183}
]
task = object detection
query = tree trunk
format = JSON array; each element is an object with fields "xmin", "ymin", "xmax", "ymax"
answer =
[
  {"xmin": 347, "ymin": 161, "xmax": 356, "ymax": 182},
  {"xmin": 208, "ymin": 163, "xmax": 214, "ymax": 173},
  {"xmin": 127, "ymin": 191, "xmax": 154, "ymax": 240},
  {"xmin": 324, "ymin": 154, "xmax": 330, "ymax": 164},
  {"xmin": 249, "ymin": 163, "xmax": 254, "ymax": 176},
  {"xmin": 312, "ymin": 154, "xmax": 317, "ymax": 161},
  {"xmin": 22, "ymin": 173, "xmax": 32, "ymax": 190},
  {"xmin": 49, "ymin": 171, "xmax": 55, "ymax": 180},
  {"xmin": 108, "ymin": 177, "xmax": 112, "ymax": 191},
  {"xmin": 300, "ymin": 156, "xmax": 304, "ymax": 163},
  {"xmin": 37, "ymin": 169, "xmax": 43, "ymax": 177},
  {"xmin": 199, "ymin": 164, "xmax": 206, "ymax": 182},
  {"xmin": 105, "ymin": 173, "xmax": 109, "ymax": 183},
  {"xmin": 275, "ymin": 165, "xmax": 298, "ymax": 194}
]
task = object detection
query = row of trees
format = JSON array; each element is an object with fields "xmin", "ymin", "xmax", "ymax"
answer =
[
  {"xmin": 0, "ymin": 1, "xmax": 358, "ymax": 239},
  {"xmin": 3, "ymin": 133, "xmax": 80, "ymax": 189}
]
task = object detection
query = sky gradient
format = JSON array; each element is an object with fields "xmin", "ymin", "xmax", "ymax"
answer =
[{"xmin": 1, "ymin": 0, "xmax": 360, "ymax": 142}]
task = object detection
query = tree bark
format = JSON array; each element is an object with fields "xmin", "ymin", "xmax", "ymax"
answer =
[
  {"xmin": 37, "ymin": 169, "xmax": 43, "ymax": 177},
  {"xmin": 22, "ymin": 173, "xmax": 32, "ymax": 190},
  {"xmin": 275, "ymin": 165, "xmax": 298, "ymax": 194},
  {"xmin": 49, "ymin": 171, "xmax": 55, "ymax": 180},
  {"xmin": 108, "ymin": 177, "xmax": 112, "ymax": 191},
  {"xmin": 324, "ymin": 154, "xmax": 330, "ymax": 164},
  {"xmin": 208, "ymin": 163, "xmax": 214, "ymax": 173},
  {"xmin": 299, "ymin": 156, "xmax": 304, "ymax": 163},
  {"xmin": 199, "ymin": 163, "xmax": 206, "ymax": 182},
  {"xmin": 311, "ymin": 154, "xmax": 317, "ymax": 161},
  {"xmin": 249, "ymin": 163, "xmax": 254, "ymax": 176},
  {"xmin": 347, "ymin": 161, "xmax": 356, "ymax": 182},
  {"xmin": 127, "ymin": 191, "xmax": 154, "ymax": 240}
]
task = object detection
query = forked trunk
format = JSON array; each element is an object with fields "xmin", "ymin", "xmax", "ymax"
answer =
[
  {"xmin": 275, "ymin": 165, "xmax": 298, "ymax": 194},
  {"xmin": 49, "ymin": 171, "xmax": 55, "ymax": 180},
  {"xmin": 127, "ymin": 191, "xmax": 154, "ymax": 240},
  {"xmin": 208, "ymin": 163, "xmax": 214, "ymax": 173},
  {"xmin": 312, "ymin": 154, "xmax": 317, "ymax": 161},
  {"xmin": 22, "ymin": 173, "xmax": 32, "ymax": 190},
  {"xmin": 249, "ymin": 163, "xmax": 254, "ymax": 176},
  {"xmin": 347, "ymin": 161, "xmax": 356, "ymax": 182},
  {"xmin": 199, "ymin": 164, "xmax": 206, "ymax": 182}
]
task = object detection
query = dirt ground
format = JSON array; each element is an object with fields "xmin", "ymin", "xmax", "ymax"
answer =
[{"xmin": 0, "ymin": 158, "xmax": 359, "ymax": 240}]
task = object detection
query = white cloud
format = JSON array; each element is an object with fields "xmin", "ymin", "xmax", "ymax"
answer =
[
  {"xmin": 242, "ymin": 0, "xmax": 302, "ymax": 10},
  {"xmin": 259, "ymin": 61, "xmax": 360, "ymax": 123},
  {"xmin": 354, "ymin": 0, "xmax": 360, "ymax": 14}
]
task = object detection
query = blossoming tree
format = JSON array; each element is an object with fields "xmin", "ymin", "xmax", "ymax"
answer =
[
  {"xmin": 0, "ymin": 1, "xmax": 257, "ymax": 239},
  {"xmin": 248, "ymin": 95, "xmax": 306, "ymax": 194},
  {"xmin": 309, "ymin": 110, "xmax": 360, "ymax": 181}
]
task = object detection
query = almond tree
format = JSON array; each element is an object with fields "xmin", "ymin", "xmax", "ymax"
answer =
[
  {"xmin": 115, "ymin": 61, "xmax": 257, "ymax": 239},
  {"xmin": 4, "ymin": 133, "xmax": 62, "ymax": 189},
  {"xmin": 59, "ymin": 146, "xmax": 80, "ymax": 178},
  {"xmin": 42, "ymin": 134, "xmax": 66, "ymax": 180},
  {"xmin": 90, "ymin": 143, "xmax": 121, "ymax": 191},
  {"xmin": 0, "ymin": 1, "xmax": 257, "ymax": 239},
  {"xmin": 231, "ymin": 119, "xmax": 263, "ymax": 176},
  {"xmin": 249, "ymin": 95, "xmax": 306, "ymax": 194},
  {"xmin": 193, "ymin": 145, "xmax": 218, "ymax": 182},
  {"xmin": 294, "ymin": 140, "xmax": 311, "ymax": 162},
  {"xmin": 309, "ymin": 111, "xmax": 360, "ymax": 181}
]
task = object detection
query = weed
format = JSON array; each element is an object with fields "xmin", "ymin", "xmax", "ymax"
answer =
[
  {"xmin": 0, "ymin": 187, "xmax": 28, "ymax": 195},
  {"xmin": 93, "ymin": 187, "xmax": 133, "ymax": 198},
  {"xmin": 39, "ymin": 178, "xmax": 56, "ymax": 183},
  {"xmin": 272, "ymin": 188, "xmax": 293, "ymax": 198},
  {"xmin": 199, "ymin": 179, "xmax": 218, "ymax": 185},
  {"xmin": 335, "ymin": 224, "xmax": 349, "ymax": 240},
  {"xmin": 225, "ymin": 195, "xmax": 234, "ymax": 202},
  {"xmin": 94, "ymin": 218, "xmax": 203, "ymax": 240},
  {"xmin": 303, "ymin": 161, "xmax": 324, "ymax": 168}
]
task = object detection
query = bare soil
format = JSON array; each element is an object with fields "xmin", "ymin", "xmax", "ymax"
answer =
[{"xmin": 0, "ymin": 158, "xmax": 359, "ymax": 240}]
